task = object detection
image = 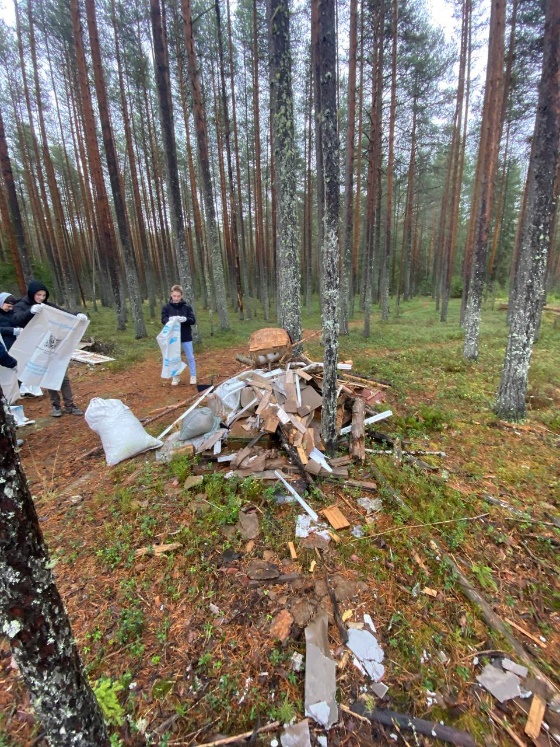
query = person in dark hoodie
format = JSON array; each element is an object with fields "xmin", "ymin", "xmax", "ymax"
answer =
[
  {"xmin": 0, "ymin": 292, "xmax": 23, "ymax": 350},
  {"xmin": 161, "ymin": 284, "xmax": 197, "ymax": 386},
  {"xmin": 13, "ymin": 280, "xmax": 87, "ymax": 417}
]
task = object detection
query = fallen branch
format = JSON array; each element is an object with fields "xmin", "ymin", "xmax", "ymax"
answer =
[
  {"xmin": 489, "ymin": 710, "xmax": 527, "ymax": 747},
  {"xmin": 350, "ymin": 702, "xmax": 476, "ymax": 747},
  {"xmin": 174, "ymin": 720, "xmax": 280, "ymax": 747},
  {"xmin": 351, "ymin": 513, "xmax": 489, "ymax": 541}
]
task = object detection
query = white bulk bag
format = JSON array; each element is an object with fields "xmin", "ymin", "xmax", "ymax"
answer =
[
  {"xmin": 85, "ymin": 397, "xmax": 162, "ymax": 466},
  {"xmin": 156, "ymin": 318, "xmax": 186, "ymax": 380}
]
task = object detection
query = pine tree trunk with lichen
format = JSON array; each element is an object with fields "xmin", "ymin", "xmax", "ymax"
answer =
[
  {"xmin": 182, "ymin": 0, "xmax": 230, "ymax": 331},
  {"xmin": 494, "ymin": 0, "xmax": 560, "ymax": 420},
  {"xmin": 0, "ymin": 396, "xmax": 110, "ymax": 746},
  {"xmin": 85, "ymin": 0, "xmax": 147, "ymax": 339},
  {"xmin": 150, "ymin": 0, "xmax": 197, "ymax": 322},
  {"xmin": 316, "ymin": 0, "xmax": 340, "ymax": 454},
  {"xmin": 463, "ymin": 0, "xmax": 506, "ymax": 360},
  {"xmin": 268, "ymin": 0, "xmax": 302, "ymax": 350}
]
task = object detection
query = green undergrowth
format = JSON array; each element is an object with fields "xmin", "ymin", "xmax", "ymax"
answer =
[{"xmin": 25, "ymin": 296, "xmax": 560, "ymax": 744}]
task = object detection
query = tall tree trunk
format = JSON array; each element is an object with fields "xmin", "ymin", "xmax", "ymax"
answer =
[
  {"xmin": 216, "ymin": 0, "xmax": 244, "ymax": 318},
  {"xmin": 494, "ymin": 0, "xmax": 560, "ymax": 420},
  {"xmin": 339, "ymin": 0, "xmax": 358, "ymax": 334},
  {"xmin": 380, "ymin": 0, "xmax": 397, "ymax": 321},
  {"xmin": 251, "ymin": 0, "xmax": 269, "ymax": 320},
  {"xmin": 463, "ymin": 0, "xmax": 506, "ymax": 360},
  {"xmin": 441, "ymin": 0, "xmax": 470, "ymax": 322},
  {"xmin": 70, "ymin": 0, "xmax": 124, "ymax": 328},
  {"xmin": 227, "ymin": 0, "xmax": 251, "ymax": 317},
  {"xmin": 110, "ymin": 0, "xmax": 157, "ymax": 319},
  {"xmin": 316, "ymin": 0, "xmax": 340, "ymax": 454},
  {"xmin": 150, "ymin": 0, "xmax": 197, "ymax": 321},
  {"xmin": 0, "ymin": 104, "xmax": 32, "ymax": 285},
  {"xmin": 85, "ymin": 0, "xmax": 147, "ymax": 338},
  {"xmin": 268, "ymin": 0, "xmax": 302, "ymax": 348},
  {"xmin": 181, "ymin": 0, "xmax": 229, "ymax": 330},
  {"xmin": 0, "ymin": 399, "xmax": 110, "ymax": 746}
]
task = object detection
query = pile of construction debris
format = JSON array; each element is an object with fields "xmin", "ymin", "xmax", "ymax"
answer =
[{"xmin": 157, "ymin": 357, "xmax": 392, "ymax": 482}]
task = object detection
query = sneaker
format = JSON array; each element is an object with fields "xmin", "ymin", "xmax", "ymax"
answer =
[
  {"xmin": 51, "ymin": 406, "xmax": 62, "ymax": 417},
  {"xmin": 64, "ymin": 405, "xmax": 84, "ymax": 416},
  {"xmin": 171, "ymin": 375, "xmax": 180, "ymax": 386},
  {"xmin": 190, "ymin": 376, "xmax": 197, "ymax": 385}
]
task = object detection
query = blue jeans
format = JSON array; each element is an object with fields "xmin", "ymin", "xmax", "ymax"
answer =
[{"xmin": 182, "ymin": 341, "xmax": 196, "ymax": 378}]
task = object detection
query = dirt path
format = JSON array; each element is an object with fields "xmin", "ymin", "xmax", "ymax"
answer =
[{"xmin": 17, "ymin": 346, "xmax": 248, "ymax": 492}]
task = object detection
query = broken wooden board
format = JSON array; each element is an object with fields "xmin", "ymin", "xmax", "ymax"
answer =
[
  {"xmin": 321, "ymin": 505, "xmax": 351, "ymax": 530},
  {"xmin": 524, "ymin": 694, "xmax": 546, "ymax": 740}
]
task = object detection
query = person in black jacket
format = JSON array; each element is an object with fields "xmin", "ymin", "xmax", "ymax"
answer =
[
  {"xmin": 161, "ymin": 284, "xmax": 197, "ymax": 386},
  {"xmin": 0, "ymin": 338, "xmax": 17, "ymax": 370},
  {"xmin": 12, "ymin": 280, "xmax": 87, "ymax": 417},
  {"xmin": 0, "ymin": 292, "xmax": 22, "ymax": 350}
]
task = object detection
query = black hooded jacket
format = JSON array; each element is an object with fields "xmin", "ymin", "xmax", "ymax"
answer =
[
  {"xmin": 161, "ymin": 299, "xmax": 196, "ymax": 343},
  {"xmin": 0, "ymin": 340, "xmax": 17, "ymax": 369},
  {"xmin": 13, "ymin": 281, "xmax": 69, "ymax": 328}
]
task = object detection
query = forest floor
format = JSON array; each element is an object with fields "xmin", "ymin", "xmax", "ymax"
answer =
[{"xmin": 1, "ymin": 300, "xmax": 559, "ymax": 747}]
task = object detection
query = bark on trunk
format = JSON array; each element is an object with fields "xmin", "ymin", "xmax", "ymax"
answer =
[
  {"xmin": 317, "ymin": 0, "xmax": 340, "ymax": 454},
  {"xmin": 150, "ymin": 0, "xmax": 196, "ymax": 314},
  {"xmin": 494, "ymin": 0, "xmax": 560, "ymax": 420},
  {"xmin": 85, "ymin": 0, "xmax": 147, "ymax": 339},
  {"xmin": 268, "ymin": 0, "xmax": 302, "ymax": 349},
  {"xmin": 463, "ymin": 0, "xmax": 506, "ymax": 359},
  {"xmin": 0, "ymin": 397, "xmax": 110, "ymax": 746},
  {"xmin": 181, "ymin": 0, "xmax": 230, "ymax": 330},
  {"xmin": 0, "ymin": 103, "xmax": 32, "ymax": 285}
]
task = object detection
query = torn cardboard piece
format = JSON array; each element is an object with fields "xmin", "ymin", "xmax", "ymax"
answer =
[
  {"xmin": 280, "ymin": 719, "xmax": 312, "ymax": 747},
  {"xmin": 476, "ymin": 663, "xmax": 522, "ymax": 703},
  {"xmin": 304, "ymin": 614, "xmax": 338, "ymax": 729},
  {"xmin": 346, "ymin": 628, "xmax": 385, "ymax": 682}
]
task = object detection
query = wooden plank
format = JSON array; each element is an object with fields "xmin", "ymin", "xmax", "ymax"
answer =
[
  {"xmin": 350, "ymin": 397, "xmax": 366, "ymax": 462},
  {"xmin": 524, "ymin": 694, "xmax": 546, "ymax": 740},
  {"xmin": 288, "ymin": 541, "xmax": 298, "ymax": 559},
  {"xmin": 256, "ymin": 391, "xmax": 272, "ymax": 415},
  {"xmin": 262, "ymin": 412, "xmax": 280, "ymax": 433},
  {"xmin": 296, "ymin": 445, "xmax": 309, "ymax": 464},
  {"xmin": 321, "ymin": 505, "xmax": 351, "ymax": 530},
  {"xmin": 295, "ymin": 368, "xmax": 313, "ymax": 381}
]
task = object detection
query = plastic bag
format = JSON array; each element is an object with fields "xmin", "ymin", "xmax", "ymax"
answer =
[
  {"xmin": 85, "ymin": 397, "xmax": 162, "ymax": 465},
  {"xmin": 156, "ymin": 318, "xmax": 186, "ymax": 379},
  {"xmin": 179, "ymin": 406, "xmax": 221, "ymax": 441}
]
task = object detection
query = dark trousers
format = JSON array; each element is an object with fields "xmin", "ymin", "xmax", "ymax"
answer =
[{"xmin": 46, "ymin": 374, "xmax": 74, "ymax": 409}]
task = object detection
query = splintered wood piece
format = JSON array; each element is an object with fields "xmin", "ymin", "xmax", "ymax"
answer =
[
  {"xmin": 296, "ymin": 445, "xmax": 309, "ymax": 464},
  {"xmin": 263, "ymin": 412, "xmax": 280, "ymax": 433},
  {"xmin": 304, "ymin": 428, "xmax": 315, "ymax": 456},
  {"xmin": 350, "ymin": 397, "xmax": 366, "ymax": 462},
  {"xmin": 321, "ymin": 505, "xmax": 351, "ymax": 530},
  {"xmin": 256, "ymin": 391, "xmax": 272, "ymax": 415},
  {"xmin": 524, "ymin": 694, "xmax": 546, "ymax": 740},
  {"xmin": 296, "ymin": 368, "xmax": 313, "ymax": 381},
  {"xmin": 505, "ymin": 618, "xmax": 548, "ymax": 649},
  {"xmin": 288, "ymin": 541, "xmax": 298, "ymax": 559},
  {"xmin": 135, "ymin": 542, "xmax": 181, "ymax": 558},
  {"xmin": 327, "ymin": 530, "xmax": 341, "ymax": 543}
]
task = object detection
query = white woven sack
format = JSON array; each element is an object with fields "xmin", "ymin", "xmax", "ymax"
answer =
[{"xmin": 85, "ymin": 397, "xmax": 162, "ymax": 466}]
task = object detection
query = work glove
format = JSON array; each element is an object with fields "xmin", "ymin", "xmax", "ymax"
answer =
[
  {"xmin": 30, "ymin": 304, "xmax": 43, "ymax": 314},
  {"xmin": 13, "ymin": 328, "xmax": 22, "ymax": 336},
  {"xmin": 176, "ymin": 316, "xmax": 187, "ymax": 323},
  {"xmin": 77, "ymin": 313, "xmax": 88, "ymax": 321}
]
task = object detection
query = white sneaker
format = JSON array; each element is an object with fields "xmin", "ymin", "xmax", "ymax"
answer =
[
  {"xmin": 190, "ymin": 376, "xmax": 197, "ymax": 385},
  {"xmin": 171, "ymin": 375, "xmax": 180, "ymax": 386}
]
